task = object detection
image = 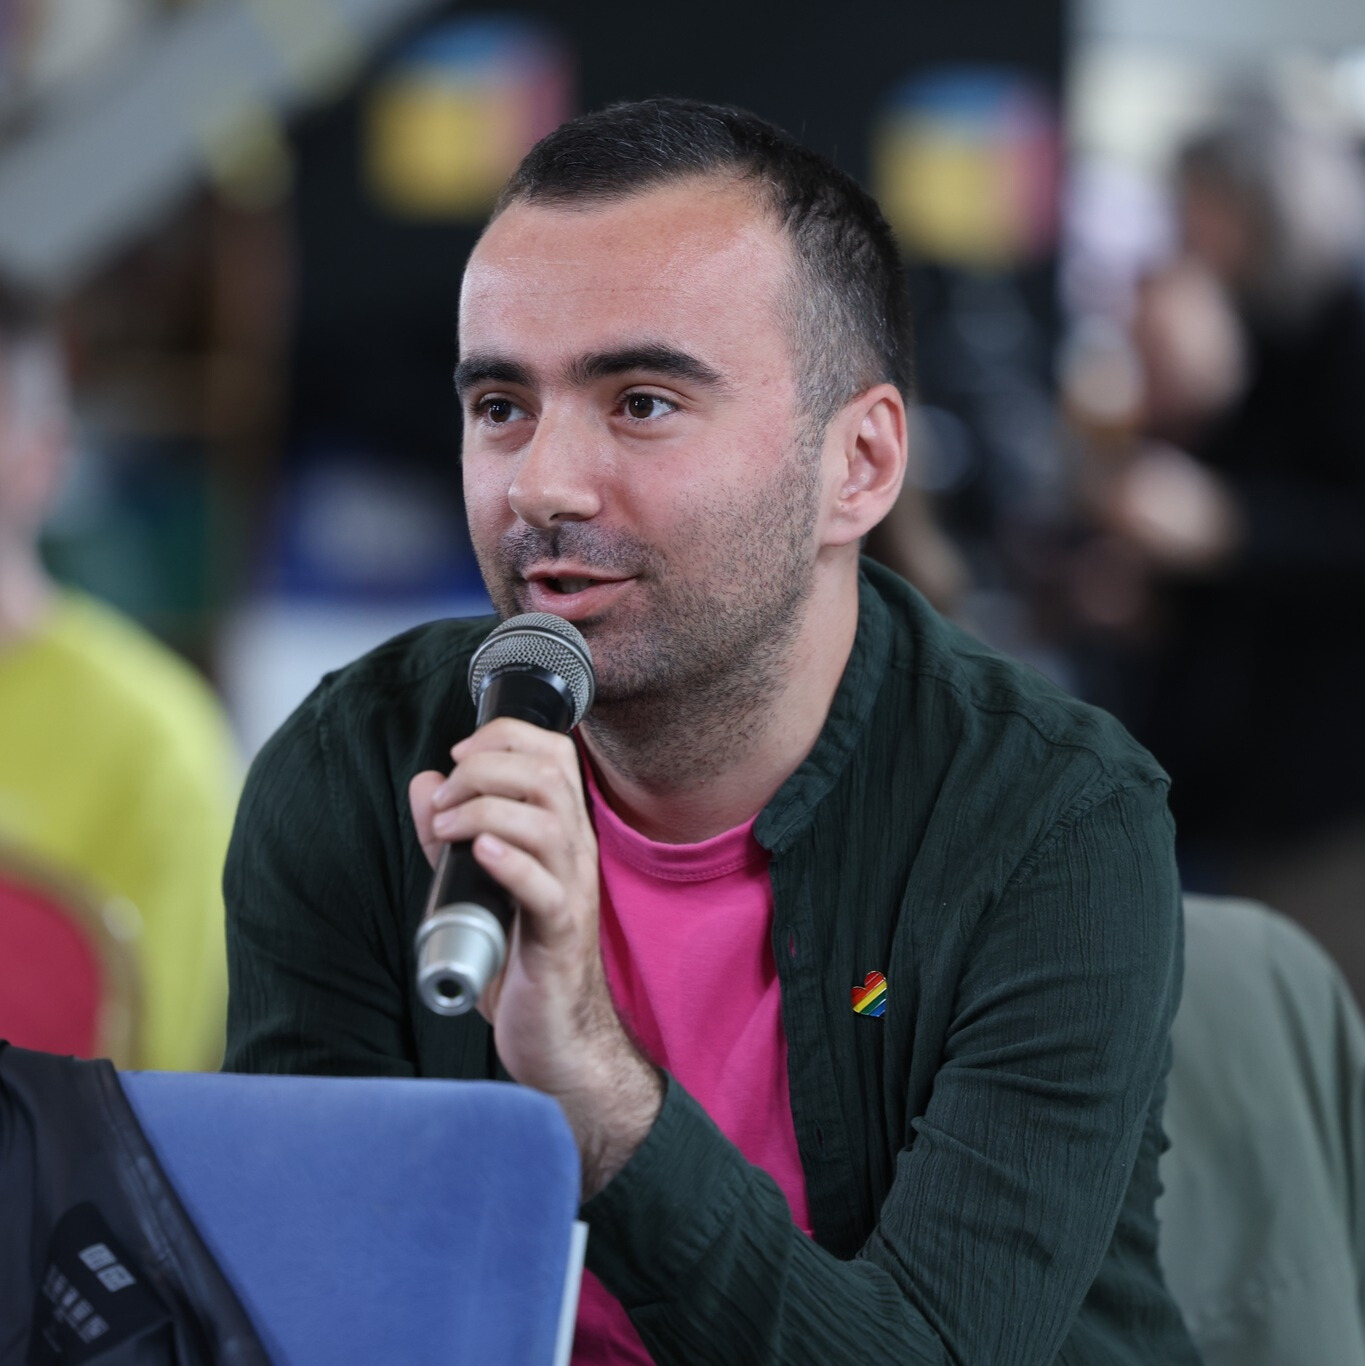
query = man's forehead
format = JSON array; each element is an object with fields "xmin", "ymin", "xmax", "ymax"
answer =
[{"xmin": 460, "ymin": 179, "xmax": 792, "ymax": 326}]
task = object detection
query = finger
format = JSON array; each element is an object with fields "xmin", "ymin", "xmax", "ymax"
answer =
[
  {"xmin": 470, "ymin": 833, "xmax": 576, "ymax": 949},
  {"xmin": 451, "ymin": 716, "xmax": 576, "ymax": 763},
  {"xmin": 434, "ymin": 793, "xmax": 595, "ymax": 885},
  {"xmin": 435, "ymin": 747, "xmax": 585, "ymax": 817},
  {"xmin": 407, "ymin": 771, "xmax": 447, "ymax": 870},
  {"xmin": 475, "ymin": 945, "xmax": 509, "ymax": 1026}
]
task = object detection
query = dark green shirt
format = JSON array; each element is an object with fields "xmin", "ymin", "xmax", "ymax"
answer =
[{"xmin": 225, "ymin": 561, "xmax": 1201, "ymax": 1364}]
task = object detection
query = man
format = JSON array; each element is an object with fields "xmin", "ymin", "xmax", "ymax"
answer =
[
  {"xmin": 0, "ymin": 279, "xmax": 239, "ymax": 1070},
  {"xmin": 225, "ymin": 100, "xmax": 1199, "ymax": 1363}
]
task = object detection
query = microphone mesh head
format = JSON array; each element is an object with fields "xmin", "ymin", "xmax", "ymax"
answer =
[{"xmin": 467, "ymin": 613, "xmax": 596, "ymax": 726}]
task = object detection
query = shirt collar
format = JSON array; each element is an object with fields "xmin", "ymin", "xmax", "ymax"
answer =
[{"xmin": 753, "ymin": 567, "xmax": 893, "ymax": 854}]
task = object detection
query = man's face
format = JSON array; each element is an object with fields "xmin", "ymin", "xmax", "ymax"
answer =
[{"xmin": 457, "ymin": 177, "xmax": 825, "ymax": 704}]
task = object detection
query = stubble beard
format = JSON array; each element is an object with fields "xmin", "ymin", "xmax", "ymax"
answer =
[{"xmin": 475, "ymin": 447, "xmax": 823, "ymax": 792}]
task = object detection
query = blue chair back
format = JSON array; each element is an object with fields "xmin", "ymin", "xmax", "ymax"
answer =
[{"xmin": 121, "ymin": 1073, "xmax": 582, "ymax": 1366}]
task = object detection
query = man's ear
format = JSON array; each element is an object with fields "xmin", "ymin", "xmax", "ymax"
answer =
[{"xmin": 820, "ymin": 383, "xmax": 908, "ymax": 548}]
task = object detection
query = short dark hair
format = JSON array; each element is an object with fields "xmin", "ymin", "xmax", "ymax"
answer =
[{"xmin": 494, "ymin": 97, "xmax": 914, "ymax": 429}]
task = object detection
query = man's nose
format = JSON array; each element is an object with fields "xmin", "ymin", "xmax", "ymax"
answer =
[{"xmin": 507, "ymin": 409, "xmax": 605, "ymax": 528}]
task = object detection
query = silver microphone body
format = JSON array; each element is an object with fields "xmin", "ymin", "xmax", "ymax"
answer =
[{"xmin": 415, "ymin": 614, "xmax": 595, "ymax": 1015}]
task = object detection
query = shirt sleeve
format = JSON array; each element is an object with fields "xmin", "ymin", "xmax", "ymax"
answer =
[
  {"xmin": 223, "ymin": 688, "xmax": 418, "ymax": 1078},
  {"xmin": 581, "ymin": 780, "xmax": 1185, "ymax": 1365}
]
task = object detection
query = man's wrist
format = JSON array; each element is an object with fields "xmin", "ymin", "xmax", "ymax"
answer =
[{"xmin": 557, "ymin": 1041, "xmax": 665, "ymax": 1201}]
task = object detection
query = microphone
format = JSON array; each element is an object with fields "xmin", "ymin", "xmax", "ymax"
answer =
[{"xmin": 414, "ymin": 612, "xmax": 596, "ymax": 1016}]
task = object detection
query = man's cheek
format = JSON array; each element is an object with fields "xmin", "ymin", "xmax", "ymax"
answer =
[{"xmin": 462, "ymin": 483, "xmax": 507, "ymax": 555}]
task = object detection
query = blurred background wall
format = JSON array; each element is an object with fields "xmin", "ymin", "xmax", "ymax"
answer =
[
  {"xmin": 2, "ymin": 0, "xmax": 1069, "ymax": 753},
  {"xmin": 3, "ymin": 0, "xmax": 1364, "ymax": 956}
]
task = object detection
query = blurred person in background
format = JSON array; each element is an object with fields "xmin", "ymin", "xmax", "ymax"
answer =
[
  {"xmin": 0, "ymin": 277, "xmax": 240, "ymax": 1069},
  {"xmin": 1078, "ymin": 102, "xmax": 1365, "ymax": 999}
]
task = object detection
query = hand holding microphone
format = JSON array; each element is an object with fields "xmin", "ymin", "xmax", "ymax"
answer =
[
  {"xmin": 408, "ymin": 610, "xmax": 663, "ymax": 1195},
  {"xmin": 413, "ymin": 613, "xmax": 595, "ymax": 1015}
]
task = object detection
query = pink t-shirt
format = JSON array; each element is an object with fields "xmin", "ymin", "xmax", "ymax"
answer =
[{"xmin": 571, "ymin": 766, "xmax": 813, "ymax": 1365}]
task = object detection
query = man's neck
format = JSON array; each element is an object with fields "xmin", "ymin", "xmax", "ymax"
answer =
[
  {"xmin": 0, "ymin": 539, "xmax": 54, "ymax": 651},
  {"xmin": 580, "ymin": 563, "xmax": 860, "ymax": 843}
]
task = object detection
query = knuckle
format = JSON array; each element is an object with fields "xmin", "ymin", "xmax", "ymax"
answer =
[
  {"xmin": 543, "ymin": 894, "xmax": 576, "ymax": 939},
  {"xmin": 464, "ymin": 794, "xmax": 502, "ymax": 833}
]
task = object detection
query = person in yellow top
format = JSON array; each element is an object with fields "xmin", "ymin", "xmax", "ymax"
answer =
[{"xmin": 0, "ymin": 279, "xmax": 239, "ymax": 1071}]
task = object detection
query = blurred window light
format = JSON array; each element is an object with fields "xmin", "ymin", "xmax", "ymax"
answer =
[
  {"xmin": 1068, "ymin": 47, "xmax": 1220, "ymax": 173},
  {"xmin": 871, "ymin": 67, "xmax": 1060, "ymax": 271},
  {"xmin": 245, "ymin": 0, "xmax": 362, "ymax": 101},
  {"xmin": 16, "ymin": 0, "xmax": 148, "ymax": 102},
  {"xmin": 363, "ymin": 16, "xmax": 573, "ymax": 220},
  {"xmin": 1079, "ymin": 0, "xmax": 1365, "ymax": 63},
  {"xmin": 1061, "ymin": 159, "xmax": 1176, "ymax": 323},
  {"xmin": 1334, "ymin": 47, "xmax": 1365, "ymax": 132}
]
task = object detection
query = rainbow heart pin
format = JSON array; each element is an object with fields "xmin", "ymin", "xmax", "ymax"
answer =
[{"xmin": 851, "ymin": 970, "xmax": 887, "ymax": 1017}]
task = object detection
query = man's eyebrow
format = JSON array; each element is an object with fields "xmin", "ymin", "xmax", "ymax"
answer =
[
  {"xmin": 453, "ymin": 344, "xmax": 732, "ymax": 399},
  {"xmin": 566, "ymin": 344, "xmax": 731, "ymax": 393},
  {"xmin": 452, "ymin": 355, "xmax": 535, "ymax": 399}
]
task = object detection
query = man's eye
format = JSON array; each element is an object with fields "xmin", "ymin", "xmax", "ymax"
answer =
[
  {"xmin": 477, "ymin": 397, "xmax": 525, "ymax": 424},
  {"xmin": 623, "ymin": 394, "xmax": 674, "ymax": 421}
]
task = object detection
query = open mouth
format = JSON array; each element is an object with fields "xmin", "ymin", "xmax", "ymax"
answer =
[
  {"xmin": 518, "ymin": 570, "xmax": 633, "ymax": 621},
  {"xmin": 524, "ymin": 568, "xmax": 631, "ymax": 597}
]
